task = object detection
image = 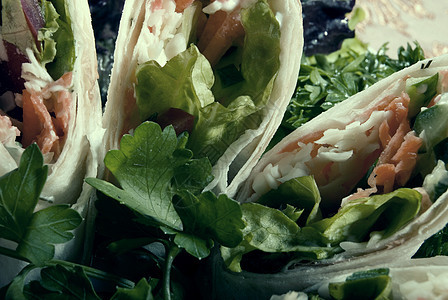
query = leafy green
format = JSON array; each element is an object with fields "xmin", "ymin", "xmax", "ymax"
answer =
[
  {"xmin": 414, "ymin": 101, "xmax": 448, "ymax": 151},
  {"xmin": 0, "ymin": 144, "xmax": 48, "ymax": 242},
  {"xmin": 221, "ymin": 202, "xmax": 337, "ymax": 272},
  {"xmin": 310, "ymin": 188, "xmax": 422, "ymax": 244},
  {"xmin": 414, "ymin": 223, "xmax": 448, "ymax": 258},
  {"xmin": 0, "ymin": 144, "xmax": 82, "ymax": 266},
  {"xmin": 86, "ymin": 123, "xmax": 187, "ymax": 231},
  {"xmin": 257, "ymin": 175, "xmax": 322, "ymax": 226},
  {"xmin": 406, "ymin": 73, "xmax": 439, "ymax": 118},
  {"xmin": 111, "ymin": 278, "xmax": 153, "ymax": 300},
  {"xmin": 174, "ymin": 191, "xmax": 244, "ymax": 249},
  {"xmin": 283, "ymin": 40, "xmax": 425, "ymax": 130},
  {"xmin": 86, "ymin": 121, "xmax": 244, "ymax": 297},
  {"xmin": 17, "ymin": 205, "xmax": 82, "ymax": 266},
  {"xmin": 222, "ymin": 176, "xmax": 422, "ymax": 272},
  {"xmin": 24, "ymin": 265, "xmax": 100, "ymax": 300},
  {"xmin": 136, "ymin": 45, "xmax": 215, "ymax": 122},
  {"xmin": 43, "ymin": 0, "xmax": 76, "ymax": 80},
  {"xmin": 38, "ymin": 0, "xmax": 60, "ymax": 66},
  {"xmin": 87, "ymin": 122, "xmax": 244, "ymax": 253},
  {"xmin": 328, "ymin": 269, "xmax": 392, "ymax": 300}
]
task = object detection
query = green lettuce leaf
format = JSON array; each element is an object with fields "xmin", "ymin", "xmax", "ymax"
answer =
[
  {"xmin": 222, "ymin": 177, "xmax": 422, "ymax": 272},
  {"xmin": 221, "ymin": 202, "xmax": 336, "ymax": 272},
  {"xmin": 136, "ymin": 45, "xmax": 215, "ymax": 121},
  {"xmin": 43, "ymin": 0, "xmax": 75, "ymax": 80},
  {"xmin": 174, "ymin": 190, "xmax": 244, "ymax": 248},
  {"xmin": 257, "ymin": 175, "xmax": 322, "ymax": 226},
  {"xmin": 38, "ymin": 0, "xmax": 59, "ymax": 66},
  {"xmin": 328, "ymin": 269, "xmax": 392, "ymax": 300},
  {"xmin": 310, "ymin": 188, "xmax": 422, "ymax": 245}
]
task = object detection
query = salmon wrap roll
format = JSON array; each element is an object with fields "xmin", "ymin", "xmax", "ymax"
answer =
[
  {"xmin": 0, "ymin": 0, "xmax": 104, "ymax": 286},
  {"xmin": 209, "ymin": 54, "xmax": 448, "ymax": 299},
  {"xmin": 102, "ymin": 0, "xmax": 303, "ymax": 196}
]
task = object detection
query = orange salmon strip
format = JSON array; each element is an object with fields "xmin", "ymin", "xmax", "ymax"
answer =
[{"xmin": 22, "ymin": 72, "xmax": 72, "ymax": 157}]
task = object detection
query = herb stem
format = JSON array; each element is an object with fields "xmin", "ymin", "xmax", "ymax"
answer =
[
  {"xmin": 0, "ymin": 246, "xmax": 30, "ymax": 262},
  {"xmin": 163, "ymin": 243, "xmax": 182, "ymax": 300},
  {"xmin": 0, "ymin": 247, "xmax": 134, "ymax": 290},
  {"xmin": 50, "ymin": 259, "xmax": 135, "ymax": 289}
]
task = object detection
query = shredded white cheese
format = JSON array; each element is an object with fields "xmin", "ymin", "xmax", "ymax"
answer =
[
  {"xmin": 134, "ymin": 0, "xmax": 185, "ymax": 66},
  {"xmin": 399, "ymin": 272, "xmax": 448, "ymax": 300},
  {"xmin": 203, "ymin": 0, "xmax": 257, "ymax": 14},
  {"xmin": 21, "ymin": 48, "xmax": 54, "ymax": 92},
  {"xmin": 251, "ymin": 110, "xmax": 389, "ymax": 200}
]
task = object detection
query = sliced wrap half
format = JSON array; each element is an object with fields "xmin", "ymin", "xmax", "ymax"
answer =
[
  {"xmin": 102, "ymin": 0, "xmax": 303, "ymax": 196},
  {"xmin": 209, "ymin": 54, "xmax": 448, "ymax": 298},
  {"xmin": 0, "ymin": 0, "xmax": 104, "ymax": 286}
]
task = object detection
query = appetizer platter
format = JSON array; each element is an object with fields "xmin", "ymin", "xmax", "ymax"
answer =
[{"xmin": 1, "ymin": 0, "xmax": 448, "ymax": 299}]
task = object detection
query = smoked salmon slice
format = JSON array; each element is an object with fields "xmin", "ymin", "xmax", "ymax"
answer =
[
  {"xmin": 197, "ymin": 6, "xmax": 245, "ymax": 66},
  {"xmin": 22, "ymin": 72, "xmax": 72, "ymax": 157},
  {"xmin": 368, "ymin": 93, "xmax": 423, "ymax": 193}
]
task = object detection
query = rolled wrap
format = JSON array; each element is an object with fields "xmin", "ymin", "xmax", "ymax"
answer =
[
  {"xmin": 102, "ymin": 0, "xmax": 303, "ymax": 197},
  {"xmin": 273, "ymin": 256, "xmax": 448, "ymax": 299},
  {"xmin": 208, "ymin": 54, "xmax": 448, "ymax": 298},
  {"xmin": 0, "ymin": 0, "xmax": 104, "ymax": 287}
]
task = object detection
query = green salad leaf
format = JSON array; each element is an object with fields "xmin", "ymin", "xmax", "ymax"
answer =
[
  {"xmin": 39, "ymin": 0, "xmax": 60, "ymax": 66},
  {"xmin": 87, "ymin": 122, "xmax": 244, "ymax": 255},
  {"xmin": 328, "ymin": 269, "xmax": 392, "ymax": 300},
  {"xmin": 43, "ymin": 0, "xmax": 76, "ymax": 80},
  {"xmin": 136, "ymin": 45, "xmax": 215, "ymax": 121},
  {"xmin": 222, "ymin": 176, "xmax": 422, "ymax": 273},
  {"xmin": 310, "ymin": 188, "xmax": 422, "ymax": 245},
  {"xmin": 174, "ymin": 190, "xmax": 244, "ymax": 249},
  {"xmin": 17, "ymin": 204, "xmax": 82, "ymax": 266},
  {"xmin": 257, "ymin": 175, "xmax": 322, "ymax": 226}
]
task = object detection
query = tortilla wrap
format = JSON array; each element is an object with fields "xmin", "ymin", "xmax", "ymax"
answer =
[
  {"xmin": 102, "ymin": 0, "xmax": 303, "ymax": 196},
  {"xmin": 204, "ymin": 54, "xmax": 448, "ymax": 298},
  {"xmin": 0, "ymin": 0, "xmax": 104, "ymax": 287},
  {"xmin": 273, "ymin": 256, "xmax": 448, "ymax": 300}
]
